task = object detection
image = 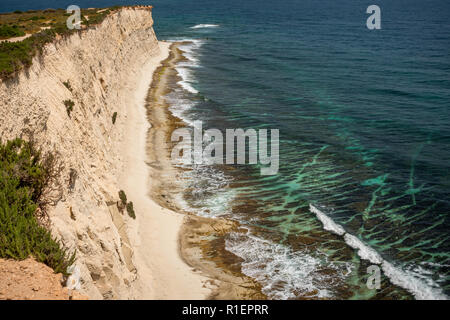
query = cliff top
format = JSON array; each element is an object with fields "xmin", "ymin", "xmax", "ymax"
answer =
[{"xmin": 0, "ymin": 5, "xmax": 152, "ymax": 80}]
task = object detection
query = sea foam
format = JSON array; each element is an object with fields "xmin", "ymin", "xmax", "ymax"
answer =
[
  {"xmin": 309, "ymin": 204, "xmax": 345, "ymax": 236},
  {"xmin": 167, "ymin": 38, "xmax": 236, "ymax": 218},
  {"xmin": 190, "ymin": 24, "xmax": 220, "ymax": 29},
  {"xmin": 225, "ymin": 231, "xmax": 349, "ymax": 299},
  {"xmin": 309, "ymin": 204, "xmax": 448, "ymax": 300},
  {"xmin": 172, "ymin": 39, "xmax": 204, "ymax": 95}
]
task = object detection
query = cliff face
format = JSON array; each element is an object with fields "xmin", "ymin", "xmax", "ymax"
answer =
[{"xmin": 0, "ymin": 7, "xmax": 160, "ymax": 299}]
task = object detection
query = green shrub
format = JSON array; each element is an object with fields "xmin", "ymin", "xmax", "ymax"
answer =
[
  {"xmin": 126, "ymin": 201, "xmax": 135, "ymax": 219},
  {"xmin": 112, "ymin": 112, "xmax": 117, "ymax": 124},
  {"xmin": 62, "ymin": 80, "xmax": 72, "ymax": 92},
  {"xmin": 0, "ymin": 40, "xmax": 32, "ymax": 78},
  {"xmin": 118, "ymin": 190, "xmax": 127, "ymax": 206},
  {"xmin": 0, "ymin": 20, "xmax": 61, "ymax": 79},
  {"xmin": 0, "ymin": 138, "xmax": 75, "ymax": 275},
  {"xmin": 63, "ymin": 99, "xmax": 74, "ymax": 117},
  {"xmin": 0, "ymin": 24, "xmax": 25, "ymax": 38}
]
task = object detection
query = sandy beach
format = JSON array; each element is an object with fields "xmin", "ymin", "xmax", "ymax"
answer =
[
  {"xmin": 141, "ymin": 42, "xmax": 266, "ymax": 300},
  {"xmin": 119, "ymin": 41, "xmax": 211, "ymax": 299}
]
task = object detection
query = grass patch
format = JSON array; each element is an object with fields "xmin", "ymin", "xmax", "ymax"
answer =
[{"xmin": 0, "ymin": 138, "xmax": 75, "ymax": 275}]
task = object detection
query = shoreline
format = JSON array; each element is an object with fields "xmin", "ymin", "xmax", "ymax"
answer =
[
  {"xmin": 143, "ymin": 42, "xmax": 266, "ymax": 300},
  {"xmin": 119, "ymin": 41, "xmax": 211, "ymax": 299}
]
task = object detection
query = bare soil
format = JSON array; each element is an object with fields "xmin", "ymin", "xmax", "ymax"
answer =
[{"xmin": 0, "ymin": 258, "xmax": 88, "ymax": 300}]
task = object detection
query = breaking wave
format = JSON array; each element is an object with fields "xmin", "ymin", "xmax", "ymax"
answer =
[
  {"xmin": 225, "ymin": 231, "xmax": 352, "ymax": 299},
  {"xmin": 190, "ymin": 24, "xmax": 220, "ymax": 29},
  {"xmin": 309, "ymin": 204, "xmax": 448, "ymax": 300}
]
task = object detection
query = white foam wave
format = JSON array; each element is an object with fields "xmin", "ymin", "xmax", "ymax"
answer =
[
  {"xmin": 174, "ymin": 163, "xmax": 236, "ymax": 218},
  {"xmin": 166, "ymin": 94, "xmax": 196, "ymax": 124},
  {"xmin": 177, "ymin": 38, "xmax": 204, "ymax": 63},
  {"xmin": 190, "ymin": 24, "xmax": 219, "ymax": 29},
  {"xmin": 169, "ymin": 39, "xmax": 204, "ymax": 95},
  {"xmin": 309, "ymin": 204, "xmax": 448, "ymax": 300},
  {"xmin": 344, "ymin": 233, "xmax": 382, "ymax": 265},
  {"xmin": 382, "ymin": 261, "xmax": 448, "ymax": 300},
  {"xmin": 175, "ymin": 66, "xmax": 199, "ymax": 94},
  {"xmin": 225, "ymin": 232, "xmax": 350, "ymax": 299},
  {"xmin": 310, "ymin": 204, "xmax": 345, "ymax": 235}
]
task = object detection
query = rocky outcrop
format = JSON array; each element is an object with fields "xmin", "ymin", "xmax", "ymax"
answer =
[{"xmin": 0, "ymin": 7, "xmax": 160, "ymax": 299}]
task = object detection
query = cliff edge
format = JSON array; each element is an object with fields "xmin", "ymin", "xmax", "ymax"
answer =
[{"xmin": 0, "ymin": 7, "xmax": 161, "ymax": 299}]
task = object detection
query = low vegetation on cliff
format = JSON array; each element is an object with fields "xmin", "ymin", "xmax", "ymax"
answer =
[
  {"xmin": 63, "ymin": 99, "xmax": 74, "ymax": 117},
  {"xmin": 0, "ymin": 138, "xmax": 75, "ymax": 275},
  {"xmin": 112, "ymin": 112, "xmax": 118, "ymax": 124},
  {"xmin": 62, "ymin": 80, "xmax": 72, "ymax": 92},
  {"xmin": 0, "ymin": 24, "xmax": 25, "ymax": 38},
  {"xmin": 126, "ymin": 202, "xmax": 136, "ymax": 219},
  {"xmin": 0, "ymin": 7, "xmax": 120, "ymax": 80},
  {"xmin": 118, "ymin": 190, "xmax": 136, "ymax": 219}
]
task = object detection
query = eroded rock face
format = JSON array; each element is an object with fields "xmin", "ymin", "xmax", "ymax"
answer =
[
  {"xmin": 0, "ymin": 258, "xmax": 89, "ymax": 300},
  {"xmin": 0, "ymin": 8, "xmax": 160, "ymax": 299}
]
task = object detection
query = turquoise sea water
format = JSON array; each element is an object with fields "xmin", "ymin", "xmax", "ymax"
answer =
[{"xmin": 2, "ymin": 0, "xmax": 449, "ymax": 299}]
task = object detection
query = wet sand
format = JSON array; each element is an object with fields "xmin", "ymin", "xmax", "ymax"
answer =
[{"xmin": 144, "ymin": 42, "xmax": 266, "ymax": 300}]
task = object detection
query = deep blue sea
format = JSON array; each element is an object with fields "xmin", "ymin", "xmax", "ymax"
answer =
[{"xmin": 2, "ymin": 0, "xmax": 449, "ymax": 299}]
